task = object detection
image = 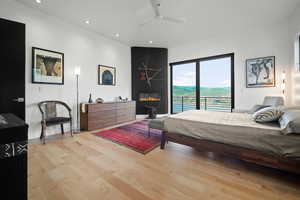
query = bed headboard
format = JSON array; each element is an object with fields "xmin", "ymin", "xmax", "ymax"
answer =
[{"xmin": 263, "ymin": 96, "xmax": 284, "ymax": 107}]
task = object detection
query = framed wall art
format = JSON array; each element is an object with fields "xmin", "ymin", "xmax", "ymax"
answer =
[
  {"xmin": 98, "ymin": 65, "xmax": 116, "ymax": 86},
  {"xmin": 32, "ymin": 47, "xmax": 64, "ymax": 85},
  {"xmin": 246, "ymin": 56, "xmax": 275, "ymax": 88}
]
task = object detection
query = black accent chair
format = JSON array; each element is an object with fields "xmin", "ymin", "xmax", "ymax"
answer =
[{"xmin": 38, "ymin": 101, "xmax": 73, "ymax": 144}]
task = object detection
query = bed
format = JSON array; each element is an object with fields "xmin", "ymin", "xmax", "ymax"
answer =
[{"xmin": 161, "ymin": 110, "xmax": 300, "ymax": 174}]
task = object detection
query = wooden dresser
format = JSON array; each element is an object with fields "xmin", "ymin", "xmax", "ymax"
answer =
[{"xmin": 80, "ymin": 101, "xmax": 136, "ymax": 131}]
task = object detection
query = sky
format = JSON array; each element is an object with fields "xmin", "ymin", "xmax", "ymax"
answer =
[{"xmin": 173, "ymin": 57, "xmax": 231, "ymax": 88}]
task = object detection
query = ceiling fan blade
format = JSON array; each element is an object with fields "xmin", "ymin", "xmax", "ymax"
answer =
[
  {"xmin": 150, "ymin": 0, "xmax": 161, "ymax": 17},
  {"xmin": 161, "ymin": 16, "xmax": 185, "ymax": 24},
  {"xmin": 139, "ymin": 17, "xmax": 155, "ymax": 26}
]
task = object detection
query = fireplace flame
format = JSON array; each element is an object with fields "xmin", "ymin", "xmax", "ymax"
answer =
[{"xmin": 139, "ymin": 97, "xmax": 161, "ymax": 102}]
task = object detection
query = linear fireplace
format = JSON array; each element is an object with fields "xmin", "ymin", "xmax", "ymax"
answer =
[{"xmin": 139, "ymin": 93, "xmax": 161, "ymax": 102}]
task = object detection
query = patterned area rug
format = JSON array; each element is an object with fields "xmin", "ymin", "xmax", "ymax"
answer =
[{"xmin": 93, "ymin": 120, "xmax": 162, "ymax": 154}]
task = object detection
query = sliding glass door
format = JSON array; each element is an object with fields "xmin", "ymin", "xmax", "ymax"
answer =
[
  {"xmin": 171, "ymin": 53, "xmax": 234, "ymax": 114},
  {"xmin": 199, "ymin": 57, "xmax": 232, "ymax": 112},
  {"xmin": 171, "ymin": 62, "xmax": 196, "ymax": 113}
]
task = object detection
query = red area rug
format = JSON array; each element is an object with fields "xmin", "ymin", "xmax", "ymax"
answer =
[{"xmin": 93, "ymin": 120, "xmax": 162, "ymax": 154}]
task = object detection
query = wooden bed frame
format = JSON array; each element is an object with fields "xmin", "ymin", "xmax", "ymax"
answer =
[{"xmin": 160, "ymin": 131, "xmax": 300, "ymax": 174}]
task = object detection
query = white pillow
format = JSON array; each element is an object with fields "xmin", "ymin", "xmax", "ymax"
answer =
[
  {"xmin": 248, "ymin": 104, "xmax": 270, "ymax": 114},
  {"xmin": 279, "ymin": 110, "xmax": 300, "ymax": 135},
  {"xmin": 253, "ymin": 107, "xmax": 283, "ymax": 122}
]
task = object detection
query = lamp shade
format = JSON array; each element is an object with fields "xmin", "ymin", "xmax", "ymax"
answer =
[
  {"xmin": 281, "ymin": 71, "xmax": 286, "ymax": 79},
  {"xmin": 74, "ymin": 67, "xmax": 81, "ymax": 76}
]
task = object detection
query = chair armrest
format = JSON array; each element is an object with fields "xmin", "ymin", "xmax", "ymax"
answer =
[
  {"xmin": 59, "ymin": 102, "xmax": 72, "ymax": 118},
  {"xmin": 59, "ymin": 102, "xmax": 72, "ymax": 112},
  {"xmin": 38, "ymin": 102, "xmax": 46, "ymax": 121}
]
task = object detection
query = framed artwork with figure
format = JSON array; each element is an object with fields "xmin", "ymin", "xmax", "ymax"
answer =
[
  {"xmin": 98, "ymin": 65, "xmax": 116, "ymax": 86},
  {"xmin": 32, "ymin": 47, "xmax": 64, "ymax": 85},
  {"xmin": 246, "ymin": 56, "xmax": 275, "ymax": 88}
]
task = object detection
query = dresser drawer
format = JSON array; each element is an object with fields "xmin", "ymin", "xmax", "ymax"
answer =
[
  {"xmin": 116, "ymin": 102, "xmax": 136, "ymax": 109},
  {"xmin": 117, "ymin": 111, "xmax": 135, "ymax": 118},
  {"xmin": 88, "ymin": 103, "xmax": 116, "ymax": 112},
  {"xmin": 88, "ymin": 118, "xmax": 117, "ymax": 130},
  {"xmin": 88, "ymin": 110, "xmax": 115, "ymax": 120},
  {"xmin": 117, "ymin": 108, "xmax": 133, "ymax": 115}
]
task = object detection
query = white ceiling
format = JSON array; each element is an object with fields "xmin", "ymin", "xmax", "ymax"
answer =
[{"xmin": 16, "ymin": 0, "xmax": 300, "ymax": 47}]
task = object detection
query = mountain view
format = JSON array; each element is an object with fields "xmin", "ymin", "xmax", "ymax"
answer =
[
  {"xmin": 171, "ymin": 58, "xmax": 232, "ymax": 112},
  {"xmin": 173, "ymin": 86, "xmax": 231, "ymax": 97}
]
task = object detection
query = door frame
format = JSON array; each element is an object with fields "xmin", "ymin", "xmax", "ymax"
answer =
[{"xmin": 170, "ymin": 53, "xmax": 235, "ymax": 114}]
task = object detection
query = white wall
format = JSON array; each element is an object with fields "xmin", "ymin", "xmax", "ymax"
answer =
[
  {"xmin": 0, "ymin": 0, "xmax": 131, "ymax": 139},
  {"xmin": 169, "ymin": 23, "xmax": 291, "ymax": 110},
  {"xmin": 289, "ymin": 5, "xmax": 300, "ymax": 105},
  {"xmin": 1, "ymin": 0, "xmax": 298, "ymax": 138}
]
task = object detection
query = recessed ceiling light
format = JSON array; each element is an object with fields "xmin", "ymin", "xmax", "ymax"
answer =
[
  {"xmin": 149, "ymin": 41, "xmax": 153, "ymax": 44},
  {"xmin": 85, "ymin": 20, "xmax": 90, "ymax": 24},
  {"xmin": 36, "ymin": 0, "xmax": 41, "ymax": 3},
  {"xmin": 115, "ymin": 33, "xmax": 120, "ymax": 37}
]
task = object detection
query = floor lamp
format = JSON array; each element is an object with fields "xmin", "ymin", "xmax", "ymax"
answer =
[{"xmin": 74, "ymin": 67, "xmax": 81, "ymax": 133}]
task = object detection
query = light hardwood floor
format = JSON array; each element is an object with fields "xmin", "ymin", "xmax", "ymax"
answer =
[{"xmin": 29, "ymin": 132, "xmax": 300, "ymax": 200}]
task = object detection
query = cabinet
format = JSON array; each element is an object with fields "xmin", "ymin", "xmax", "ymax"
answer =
[
  {"xmin": 80, "ymin": 101, "xmax": 136, "ymax": 131},
  {"xmin": 0, "ymin": 114, "xmax": 28, "ymax": 200}
]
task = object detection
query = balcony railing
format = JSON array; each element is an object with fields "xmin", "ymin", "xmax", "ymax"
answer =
[{"xmin": 172, "ymin": 96, "xmax": 232, "ymax": 113}]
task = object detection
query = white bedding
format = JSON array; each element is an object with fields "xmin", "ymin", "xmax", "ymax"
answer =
[{"xmin": 164, "ymin": 110, "xmax": 300, "ymax": 159}]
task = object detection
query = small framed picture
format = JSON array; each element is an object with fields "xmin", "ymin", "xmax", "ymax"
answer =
[
  {"xmin": 246, "ymin": 56, "xmax": 275, "ymax": 88},
  {"xmin": 98, "ymin": 65, "xmax": 116, "ymax": 86},
  {"xmin": 32, "ymin": 47, "xmax": 64, "ymax": 85}
]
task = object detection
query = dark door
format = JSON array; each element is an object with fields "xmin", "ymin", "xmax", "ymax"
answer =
[{"xmin": 0, "ymin": 18, "xmax": 25, "ymax": 120}]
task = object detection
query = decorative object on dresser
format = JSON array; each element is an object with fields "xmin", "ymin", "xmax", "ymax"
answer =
[
  {"xmin": 98, "ymin": 65, "xmax": 116, "ymax": 86},
  {"xmin": 38, "ymin": 101, "xmax": 73, "ymax": 144},
  {"xmin": 246, "ymin": 56, "xmax": 275, "ymax": 88},
  {"xmin": 32, "ymin": 47, "xmax": 64, "ymax": 85},
  {"xmin": 88, "ymin": 93, "xmax": 93, "ymax": 103},
  {"xmin": 96, "ymin": 98, "xmax": 104, "ymax": 103},
  {"xmin": 117, "ymin": 96, "xmax": 129, "ymax": 103},
  {"xmin": 80, "ymin": 101, "xmax": 136, "ymax": 131}
]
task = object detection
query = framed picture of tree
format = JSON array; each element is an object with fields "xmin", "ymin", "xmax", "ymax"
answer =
[
  {"xmin": 246, "ymin": 56, "xmax": 275, "ymax": 88},
  {"xmin": 98, "ymin": 65, "xmax": 116, "ymax": 86}
]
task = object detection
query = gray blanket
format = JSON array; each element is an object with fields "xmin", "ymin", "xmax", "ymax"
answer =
[{"xmin": 164, "ymin": 110, "xmax": 300, "ymax": 159}]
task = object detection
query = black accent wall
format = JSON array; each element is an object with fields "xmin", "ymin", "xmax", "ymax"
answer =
[{"xmin": 131, "ymin": 47, "xmax": 168, "ymax": 114}]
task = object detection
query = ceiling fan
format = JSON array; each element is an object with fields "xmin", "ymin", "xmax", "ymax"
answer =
[{"xmin": 139, "ymin": 0, "xmax": 186, "ymax": 26}]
